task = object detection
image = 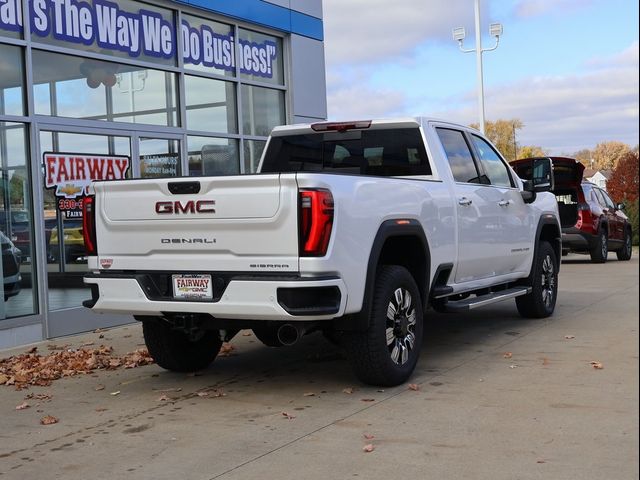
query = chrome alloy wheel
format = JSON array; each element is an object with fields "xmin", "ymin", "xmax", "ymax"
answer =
[
  {"xmin": 385, "ymin": 287, "xmax": 417, "ymax": 366},
  {"xmin": 541, "ymin": 255, "xmax": 556, "ymax": 309}
]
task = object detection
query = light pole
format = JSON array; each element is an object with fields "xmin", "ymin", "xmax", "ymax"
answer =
[{"xmin": 453, "ymin": 0, "xmax": 502, "ymax": 134}]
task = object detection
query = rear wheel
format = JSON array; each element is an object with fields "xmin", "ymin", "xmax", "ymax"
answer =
[
  {"xmin": 590, "ymin": 229, "xmax": 608, "ymax": 263},
  {"xmin": 343, "ymin": 265, "xmax": 423, "ymax": 387},
  {"xmin": 142, "ymin": 318, "xmax": 222, "ymax": 372},
  {"xmin": 616, "ymin": 229, "xmax": 633, "ymax": 261},
  {"xmin": 516, "ymin": 241, "xmax": 558, "ymax": 318}
]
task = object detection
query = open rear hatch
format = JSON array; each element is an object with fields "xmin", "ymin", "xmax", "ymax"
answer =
[{"xmin": 91, "ymin": 174, "xmax": 300, "ymax": 273}]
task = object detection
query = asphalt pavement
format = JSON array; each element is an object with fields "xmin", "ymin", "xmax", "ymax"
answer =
[{"xmin": 0, "ymin": 252, "xmax": 638, "ymax": 480}]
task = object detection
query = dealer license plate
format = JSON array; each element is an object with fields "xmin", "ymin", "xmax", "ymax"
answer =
[{"xmin": 172, "ymin": 274, "xmax": 213, "ymax": 301}]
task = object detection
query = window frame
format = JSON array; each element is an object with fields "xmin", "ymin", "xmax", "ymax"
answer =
[{"xmin": 467, "ymin": 133, "xmax": 516, "ymax": 188}]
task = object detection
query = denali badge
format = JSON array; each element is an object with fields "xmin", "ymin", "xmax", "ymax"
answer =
[
  {"xmin": 155, "ymin": 200, "xmax": 216, "ymax": 214},
  {"xmin": 161, "ymin": 238, "xmax": 217, "ymax": 244}
]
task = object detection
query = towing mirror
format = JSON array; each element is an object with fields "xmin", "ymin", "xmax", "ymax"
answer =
[{"xmin": 531, "ymin": 158, "xmax": 554, "ymax": 192}]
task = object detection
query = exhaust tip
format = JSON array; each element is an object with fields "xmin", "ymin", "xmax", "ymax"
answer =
[{"xmin": 277, "ymin": 324, "xmax": 301, "ymax": 346}]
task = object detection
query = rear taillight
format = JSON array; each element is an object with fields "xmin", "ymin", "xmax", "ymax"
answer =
[
  {"xmin": 299, "ymin": 189, "xmax": 334, "ymax": 256},
  {"xmin": 82, "ymin": 195, "xmax": 97, "ymax": 255}
]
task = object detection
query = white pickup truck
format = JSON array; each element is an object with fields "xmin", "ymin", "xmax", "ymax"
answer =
[{"xmin": 83, "ymin": 118, "xmax": 561, "ymax": 386}]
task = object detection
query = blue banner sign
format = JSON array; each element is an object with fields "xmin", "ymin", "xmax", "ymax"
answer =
[{"xmin": 0, "ymin": 0, "xmax": 279, "ymax": 77}]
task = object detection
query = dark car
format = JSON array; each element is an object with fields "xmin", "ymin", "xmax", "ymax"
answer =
[
  {"xmin": 1, "ymin": 230, "xmax": 22, "ymax": 300},
  {"xmin": 512, "ymin": 157, "xmax": 633, "ymax": 263}
]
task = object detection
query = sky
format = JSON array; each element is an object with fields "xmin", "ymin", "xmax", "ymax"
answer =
[{"xmin": 322, "ymin": 0, "xmax": 639, "ymax": 155}]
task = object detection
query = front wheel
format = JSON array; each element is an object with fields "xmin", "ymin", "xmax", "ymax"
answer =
[
  {"xmin": 142, "ymin": 318, "xmax": 222, "ymax": 372},
  {"xmin": 516, "ymin": 241, "xmax": 558, "ymax": 318},
  {"xmin": 343, "ymin": 265, "xmax": 424, "ymax": 387},
  {"xmin": 616, "ymin": 229, "xmax": 633, "ymax": 261}
]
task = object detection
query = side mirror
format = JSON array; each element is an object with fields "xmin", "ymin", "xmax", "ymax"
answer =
[
  {"xmin": 617, "ymin": 203, "xmax": 626, "ymax": 211},
  {"xmin": 531, "ymin": 158, "xmax": 554, "ymax": 192}
]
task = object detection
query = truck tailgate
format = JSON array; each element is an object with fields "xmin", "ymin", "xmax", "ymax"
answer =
[{"xmin": 91, "ymin": 174, "xmax": 300, "ymax": 273}]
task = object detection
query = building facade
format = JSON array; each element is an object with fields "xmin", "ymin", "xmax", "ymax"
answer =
[{"xmin": 0, "ymin": 0, "xmax": 326, "ymax": 348}]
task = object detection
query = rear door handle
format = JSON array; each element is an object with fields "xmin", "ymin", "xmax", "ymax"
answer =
[
  {"xmin": 498, "ymin": 200, "xmax": 511, "ymax": 207},
  {"xmin": 458, "ymin": 197, "xmax": 472, "ymax": 206}
]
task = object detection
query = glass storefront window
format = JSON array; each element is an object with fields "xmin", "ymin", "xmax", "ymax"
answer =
[
  {"xmin": 40, "ymin": 130, "xmax": 131, "ymax": 310},
  {"xmin": 243, "ymin": 139, "xmax": 265, "ymax": 173},
  {"xmin": 185, "ymin": 75, "xmax": 237, "ymax": 134},
  {"xmin": 0, "ymin": 43, "xmax": 25, "ymax": 116},
  {"xmin": 238, "ymin": 29, "xmax": 283, "ymax": 86},
  {"xmin": 187, "ymin": 136, "xmax": 239, "ymax": 176},
  {"xmin": 32, "ymin": 50, "xmax": 178, "ymax": 126},
  {"xmin": 139, "ymin": 137, "xmax": 180, "ymax": 178},
  {"xmin": 1, "ymin": 122, "xmax": 37, "ymax": 319},
  {"xmin": 241, "ymin": 85, "xmax": 284, "ymax": 137},
  {"xmin": 182, "ymin": 14, "xmax": 235, "ymax": 77},
  {"xmin": 29, "ymin": 0, "xmax": 176, "ymax": 66}
]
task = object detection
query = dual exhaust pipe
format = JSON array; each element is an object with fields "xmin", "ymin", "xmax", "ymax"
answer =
[{"xmin": 276, "ymin": 323, "xmax": 310, "ymax": 346}]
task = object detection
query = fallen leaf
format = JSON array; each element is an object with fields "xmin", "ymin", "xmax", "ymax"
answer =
[
  {"xmin": 15, "ymin": 401, "xmax": 30, "ymax": 410},
  {"xmin": 40, "ymin": 415, "xmax": 58, "ymax": 425},
  {"xmin": 590, "ymin": 361, "xmax": 604, "ymax": 369},
  {"xmin": 242, "ymin": 332, "xmax": 252, "ymax": 336},
  {"xmin": 27, "ymin": 346, "xmax": 38, "ymax": 354},
  {"xmin": 360, "ymin": 398, "xmax": 375, "ymax": 402},
  {"xmin": 503, "ymin": 352, "xmax": 513, "ymax": 359},
  {"xmin": 95, "ymin": 385, "xmax": 105, "ymax": 391},
  {"xmin": 196, "ymin": 391, "xmax": 209, "ymax": 397},
  {"xmin": 98, "ymin": 334, "xmax": 105, "ymax": 339},
  {"xmin": 303, "ymin": 392, "xmax": 315, "ymax": 397},
  {"xmin": 342, "ymin": 387, "xmax": 354, "ymax": 394},
  {"xmin": 95, "ymin": 407, "xmax": 108, "ymax": 412},
  {"xmin": 363, "ymin": 434, "xmax": 375, "ymax": 440},
  {"xmin": 408, "ymin": 383, "xmax": 419, "ymax": 391},
  {"xmin": 93, "ymin": 328, "xmax": 103, "ymax": 333},
  {"xmin": 281, "ymin": 411, "xmax": 296, "ymax": 420},
  {"xmin": 542, "ymin": 357, "xmax": 550, "ymax": 366},
  {"xmin": 155, "ymin": 387, "xmax": 182, "ymax": 392},
  {"xmin": 218, "ymin": 343, "xmax": 235, "ymax": 357},
  {"xmin": 363, "ymin": 444, "xmax": 375, "ymax": 453},
  {"xmin": 0, "ymin": 374, "xmax": 8, "ymax": 384},
  {"xmin": 537, "ymin": 459, "xmax": 546, "ymax": 464},
  {"xmin": 509, "ymin": 364, "xmax": 519, "ymax": 369},
  {"xmin": 157, "ymin": 394, "xmax": 171, "ymax": 402},
  {"xmin": 110, "ymin": 390, "xmax": 121, "ymax": 396},
  {"xmin": 564, "ymin": 335, "xmax": 575, "ymax": 340},
  {"xmin": 81, "ymin": 341, "xmax": 94, "ymax": 347}
]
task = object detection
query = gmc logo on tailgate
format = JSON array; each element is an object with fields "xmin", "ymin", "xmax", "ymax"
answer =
[{"xmin": 155, "ymin": 200, "xmax": 216, "ymax": 214}]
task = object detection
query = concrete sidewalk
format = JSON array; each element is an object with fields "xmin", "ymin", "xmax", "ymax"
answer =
[{"xmin": 0, "ymin": 253, "xmax": 638, "ymax": 480}]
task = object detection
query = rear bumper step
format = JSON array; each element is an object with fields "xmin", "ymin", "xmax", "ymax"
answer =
[{"xmin": 444, "ymin": 287, "xmax": 532, "ymax": 312}]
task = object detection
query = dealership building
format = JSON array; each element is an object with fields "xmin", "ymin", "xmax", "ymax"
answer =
[{"xmin": 0, "ymin": 0, "xmax": 327, "ymax": 348}]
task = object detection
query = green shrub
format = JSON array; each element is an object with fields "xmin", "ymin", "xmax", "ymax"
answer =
[{"xmin": 625, "ymin": 199, "xmax": 639, "ymax": 245}]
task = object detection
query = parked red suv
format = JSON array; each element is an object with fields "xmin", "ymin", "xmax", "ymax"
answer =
[{"xmin": 512, "ymin": 157, "xmax": 633, "ymax": 263}]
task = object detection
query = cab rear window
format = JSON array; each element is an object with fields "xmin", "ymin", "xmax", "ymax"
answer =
[{"xmin": 260, "ymin": 128, "xmax": 432, "ymax": 176}]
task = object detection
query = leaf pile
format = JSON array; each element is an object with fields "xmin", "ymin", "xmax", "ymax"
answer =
[{"xmin": 0, "ymin": 346, "xmax": 154, "ymax": 389}]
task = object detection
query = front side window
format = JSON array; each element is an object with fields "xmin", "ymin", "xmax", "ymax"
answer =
[
  {"xmin": 436, "ymin": 128, "xmax": 480, "ymax": 183},
  {"xmin": 470, "ymin": 135, "xmax": 513, "ymax": 187}
]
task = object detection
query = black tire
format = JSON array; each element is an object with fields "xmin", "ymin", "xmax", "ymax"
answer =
[
  {"xmin": 516, "ymin": 241, "xmax": 558, "ymax": 318},
  {"xmin": 616, "ymin": 229, "xmax": 633, "ymax": 261},
  {"xmin": 252, "ymin": 326, "xmax": 284, "ymax": 347},
  {"xmin": 590, "ymin": 229, "xmax": 608, "ymax": 263},
  {"xmin": 343, "ymin": 265, "xmax": 424, "ymax": 387},
  {"xmin": 142, "ymin": 318, "xmax": 222, "ymax": 372}
]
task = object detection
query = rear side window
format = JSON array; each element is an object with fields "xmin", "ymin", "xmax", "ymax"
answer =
[
  {"xmin": 470, "ymin": 135, "xmax": 513, "ymax": 187},
  {"xmin": 260, "ymin": 128, "xmax": 431, "ymax": 176},
  {"xmin": 436, "ymin": 128, "xmax": 482, "ymax": 183}
]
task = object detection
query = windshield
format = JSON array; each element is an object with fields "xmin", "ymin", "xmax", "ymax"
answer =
[{"xmin": 260, "ymin": 128, "xmax": 431, "ymax": 176}]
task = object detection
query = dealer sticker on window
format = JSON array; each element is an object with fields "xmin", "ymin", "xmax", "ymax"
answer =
[{"xmin": 172, "ymin": 274, "xmax": 213, "ymax": 300}]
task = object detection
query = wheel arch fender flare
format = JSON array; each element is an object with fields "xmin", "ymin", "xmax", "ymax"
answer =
[
  {"xmin": 336, "ymin": 219, "xmax": 431, "ymax": 332},
  {"xmin": 534, "ymin": 214, "xmax": 562, "ymax": 273}
]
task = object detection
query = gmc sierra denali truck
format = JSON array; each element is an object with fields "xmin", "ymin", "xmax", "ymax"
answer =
[{"xmin": 83, "ymin": 118, "xmax": 561, "ymax": 386}]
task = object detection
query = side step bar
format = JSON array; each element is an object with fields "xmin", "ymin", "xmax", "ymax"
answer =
[{"xmin": 444, "ymin": 287, "xmax": 532, "ymax": 312}]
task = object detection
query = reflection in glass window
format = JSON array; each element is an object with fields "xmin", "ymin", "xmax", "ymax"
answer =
[
  {"xmin": 470, "ymin": 135, "xmax": 512, "ymax": 187},
  {"xmin": 241, "ymin": 85, "xmax": 284, "ymax": 137},
  {"xmin": 188, "ymin": 136, "xmax": 239, "ymax": 176},
  {"xmin": 32, "ymin": 50, "xmax": 178, "ymax": 126},
  {"xmin": 0, "ymin": 43, "xmax": 25, "ymax": 116},
  {"xmin": 1, "ymin": 122, "xmax": 37, "ymax": 319},
  {"xmin": 238, "ymin": 29, "xmax": 284, "ymax": 85},
  {"xmin": 29, "ymin": 0, "xmax": 176, "ymax": 66},
  {"xmin": 139, "ymin": 138, "xmax": 180, "ymax": 178},
  {"xmin": 243, "ymin": 139, "xmax": 266, "ymax": 173},
  {"xmin": 185, "ymin": 76, "xmax": 237, "ymax": 133},
  {"xmin": 181, "ymin": 14, "xmax": 235, "ymax": 77}
]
